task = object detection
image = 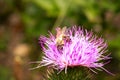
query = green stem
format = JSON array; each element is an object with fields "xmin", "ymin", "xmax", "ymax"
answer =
[
  {"xmin": 48, "ymin": 67, "xmax": 93, "ymax": 80},
  {"xmin": 52, "ymin": 0, "xmax": 73, "ymax": 32}
]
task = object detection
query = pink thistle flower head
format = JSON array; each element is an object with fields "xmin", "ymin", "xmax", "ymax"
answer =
[{"xmin": 38, "ymin": 26, "xmax": 112, "ymax": 74}]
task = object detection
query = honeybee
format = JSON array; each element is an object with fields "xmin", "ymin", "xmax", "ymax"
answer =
[
  {"xmin": 55, "ymin": 27, "xmax": 67, "ymax": 45},
  {"xmin": 55, "ymin": 27, "xmax": 71, "ymax": 51}
]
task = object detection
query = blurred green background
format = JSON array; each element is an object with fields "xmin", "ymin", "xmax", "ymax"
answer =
[{"xmin": 0, "ymin": 0, "xmax": 120, "ymax": 80}]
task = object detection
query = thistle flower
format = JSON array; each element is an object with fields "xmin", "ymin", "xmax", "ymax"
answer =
[{"xmin": 37, "ymin": 26, "xmax": 112, "ymax": 75}]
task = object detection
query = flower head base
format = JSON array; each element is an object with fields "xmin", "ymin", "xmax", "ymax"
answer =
[{"xmin": 38, "ymin": 26, "xmax": 112, "ymax": 74}]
